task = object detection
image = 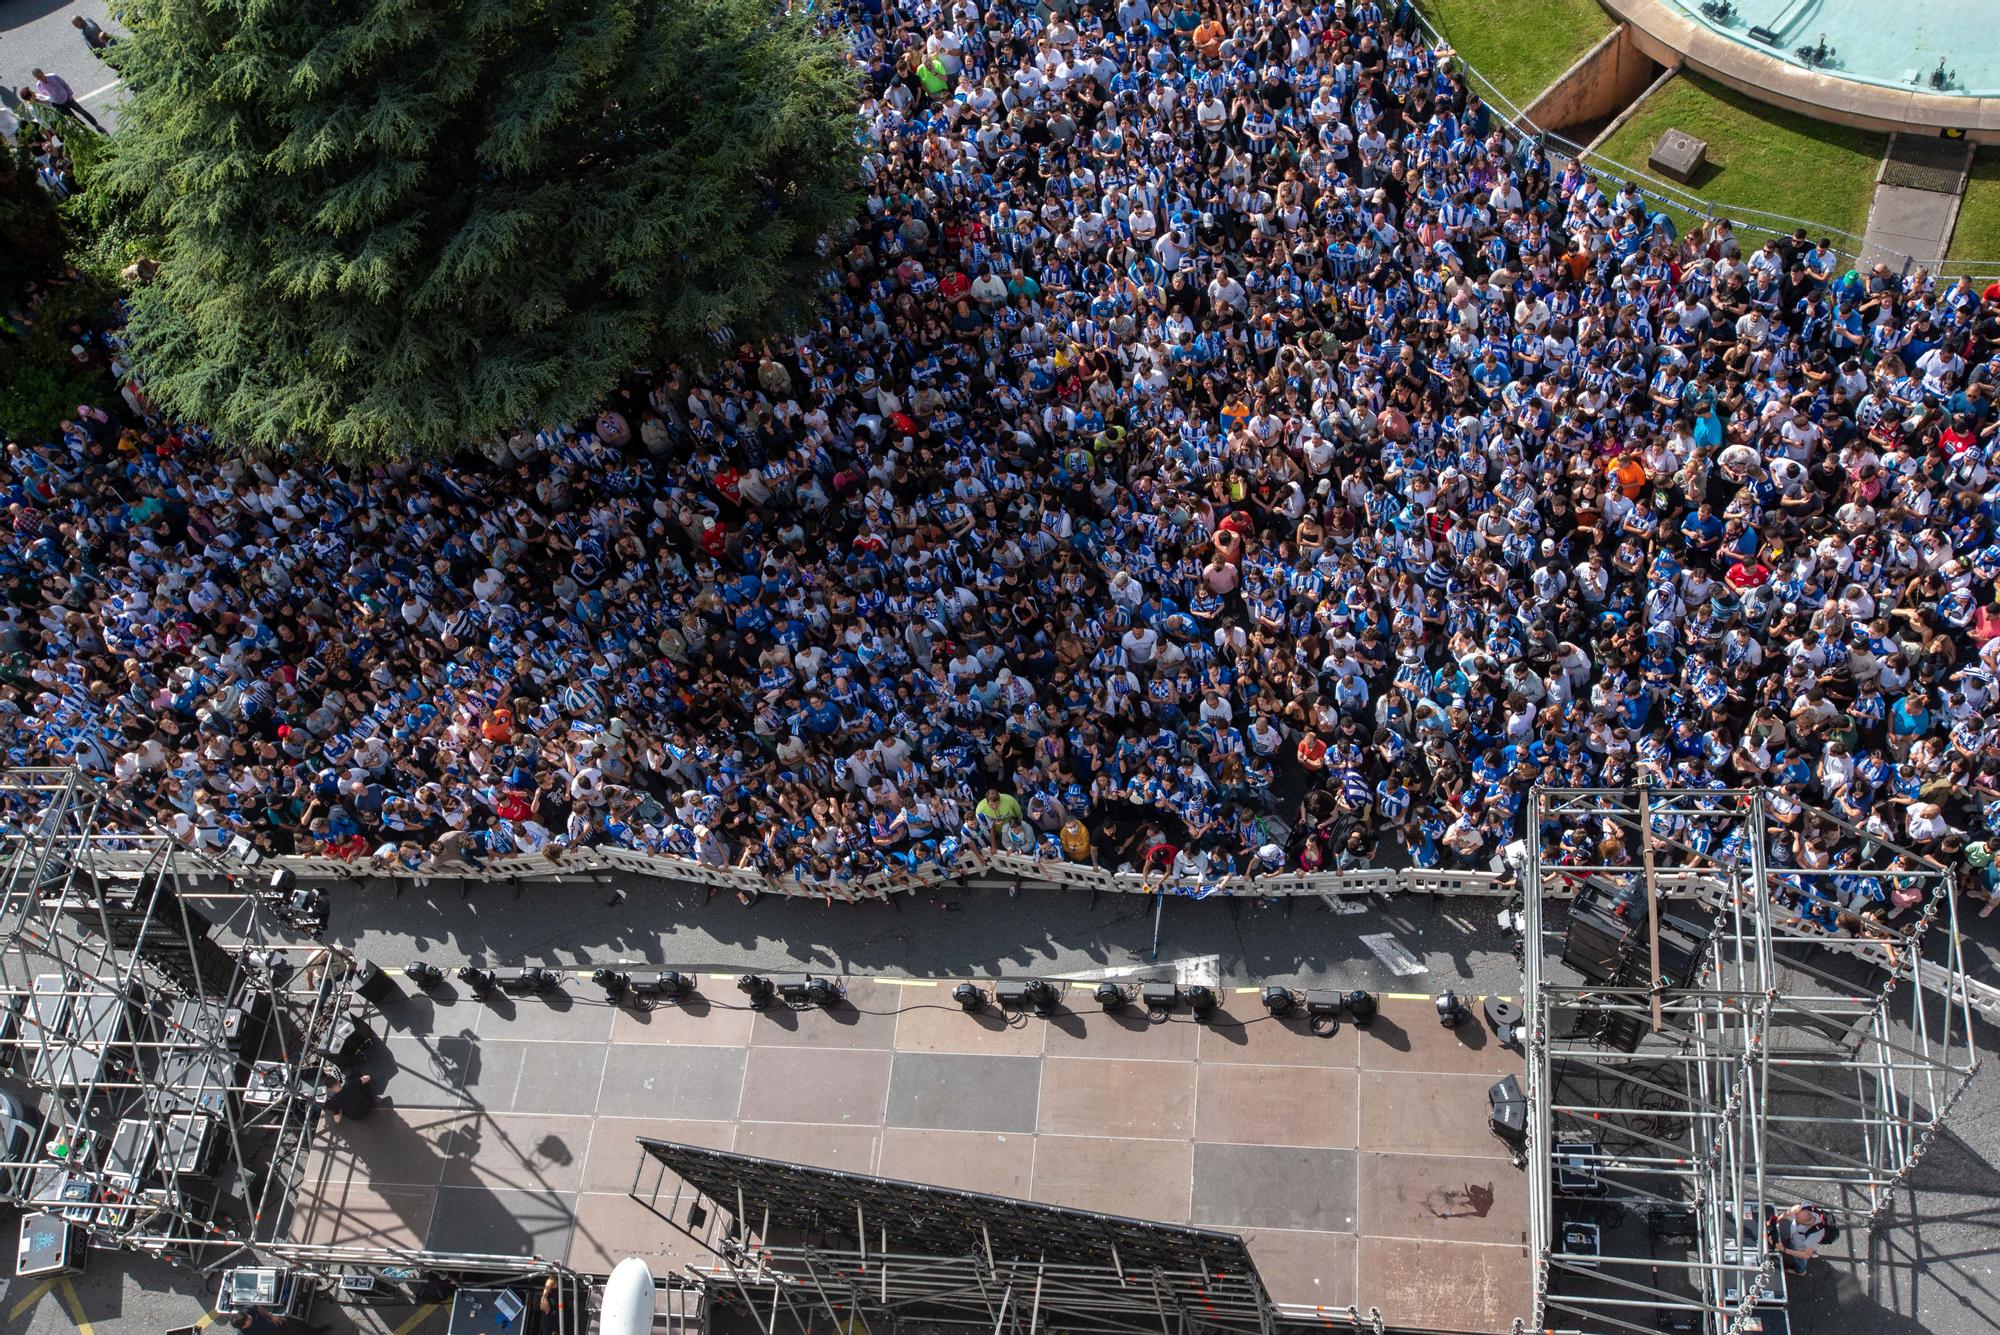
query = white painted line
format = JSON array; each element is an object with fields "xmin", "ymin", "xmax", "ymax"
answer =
[
  {"xmin": 1322, "ymin": 895, "xmax": 1369, "ymax": 915},
  {"xmin": 80, "ymin": 78, "xmax": 122, "ymax": 104},
  {"xmin": 1359, "ymin": 933, "xmax": 1428, "ymax": 977},
  {"xmin": 1052, "ymin": 953, "xmax": 1220, "ymax": 986}
]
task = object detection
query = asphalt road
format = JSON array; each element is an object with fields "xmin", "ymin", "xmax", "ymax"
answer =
[{"xmin": 1, "ymin": 0, "xmax": 119, "ymax": 130}]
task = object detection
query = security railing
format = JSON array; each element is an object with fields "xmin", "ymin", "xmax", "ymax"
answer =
[{"xmin": 62, "ymin": 839, "xmax": 1520, "ymax": 901}]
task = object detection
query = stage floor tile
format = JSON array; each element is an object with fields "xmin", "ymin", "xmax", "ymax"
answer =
[
  {"xmin": 740, "ymin": 1046, "xmax": 892, "ymax": 1125},
  {"xmin": 1029, "ymin": 1135, "xmax": 1193, "ymax": 1222},
  {"xmin": 1356, "ymin": 1236, "xmax": 1532, "ymax": 1335},
  {"xmin": 1361, "ymin": 1001, "xmax": 1515, "ymax": 1077},
  {"xmin": 1040, "ymin": 1004, "xmax": 1201, "ymax": 1061},
  {"xmin": 1356, "ymin": 1152, "xmax": 1530, "ymax": 1247},
  {"xmin": 1191, "ymin": 1144, "xmax": 1358, "ymax": 1233},
  {"xmin": 1196, "ymin": 1011, "xmax": 1359, "ymax": 1067},
  {"xmin": 437, "ymin": 1113, "xmax": 594, "ymax": 1193},
  {"xmin": 425, "ymin": 1184, "xmax": 577, "ymax": 1258},
  {"xmin": 1194, "ymin": 1063, "xmax": 1356, "ymax": 1148},
  {"xmin": 1357, "ymin": 1070, "xmax": 1516, "ymax": 1159},
  {"xmin": 594, "ymin": 1045, "xmax": 747, "ymax": 1120},
  {"xmin": 1241, "ymin": 1228, "xmax": 1357, "ymax": 1310},
  {"xmin": 293, "ymin": 1179, "xmax": 436, "ymax": 1252},
  {"xmin": 307, "ymin": 1108, "xmax": 468, "ymax": 1190},
  {"xmin": 508, "ymin": 1042, "xmax": 613, "ymax": 1115},
  {"xmin": 1036, "ymin": 1057, "xmax": 1195, "ymax": 1138},
  {"xmin": 610, "ymin": 994, "xmax": 757, "ymax": 1046},
  {"xmin": 876, "ymin": 1128, "xmax": 1037, "ymax": 1197},
  {"xmin": 885, "ymin": 1052, "xmax": 1043, "ymax": 1133},
  {"xmin": 471, "ymin": 991, "xmax": 617, "ymax": 1044},
  {"xmin": 893, "ymin": 991, "xmax": 1048, "ymax": 1056},
  {"xmin": 733, "ymin": 1121, "xmax": 881, "ymax": 1175},
  {"xmin": 748, "ymin": 988, "xmax": 900, "ymax": 1049}
]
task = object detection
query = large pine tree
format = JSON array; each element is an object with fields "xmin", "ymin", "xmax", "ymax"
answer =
[{"xmin": 99, "ymin": 0, "xmax": 859, "ymax": 460}]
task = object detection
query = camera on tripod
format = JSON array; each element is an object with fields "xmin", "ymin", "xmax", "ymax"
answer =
[{"xmin": 260, "ymin": 867, "xmax": 329, "ymax": 939}]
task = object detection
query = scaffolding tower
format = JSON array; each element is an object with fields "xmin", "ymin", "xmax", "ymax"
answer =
[
  {"xmin": 1520, "ymin": 785, "xmax": 1980, "ymax": 1335},
  {"xmin": 0, "ymin": 768, "xmax": 350, "ymax": 1271}
]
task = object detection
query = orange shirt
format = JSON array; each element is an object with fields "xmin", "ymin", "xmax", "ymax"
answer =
[
  {"xmin": 1192, "ymin": 19, "xmax": 1226, "ymax": 56},
  {"xmin": 1609, "ymin": 456, "xmax": 1647, "ymax": 500}
]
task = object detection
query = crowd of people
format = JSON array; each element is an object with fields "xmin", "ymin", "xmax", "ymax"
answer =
[{"xmin": 5, "ymin": 0, "xmax": 2000, "ymax": 933}]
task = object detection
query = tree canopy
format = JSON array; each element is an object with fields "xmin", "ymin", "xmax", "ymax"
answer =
[{"xmin": 98, "ymin": 0, "xmax": 860, "ymax": 460}]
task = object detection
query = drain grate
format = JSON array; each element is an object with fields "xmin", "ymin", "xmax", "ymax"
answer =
[{"xmin": 1880, "ymin": 134, "xmax": 1972, "ymax": 193}]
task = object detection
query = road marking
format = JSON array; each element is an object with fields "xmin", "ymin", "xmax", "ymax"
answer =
[
  {"xmin": 193, "ymin": 1315, "xmax": 216, "ymax": 1330},
  {"xmin": 1052, "ymin": 954, "xmax": 1220, "ymax": 987},
  {"xmin": 1359, "ymin": 933, "xmax": 1428, "ymax": 977},
  {"xmin": 9, "ymin": 1279, "xmax": 55, "ymax": 1321},
  {"xmin": 55, "ymin": 1279, "xmax": 91, "ymax": 1335},
  {"xmin": 875, "ymin": 978, "xmax": 934, "ymax": 988},
  {"xmin": 392, "ymin": 1303, "xmax": 442, "ymax": 1335},
  {"xmin": 79, "ymin": 79, "xmax": 122, "ymax": 104}
]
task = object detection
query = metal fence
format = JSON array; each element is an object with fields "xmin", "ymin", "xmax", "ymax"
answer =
[{"xmin": 69, "ymin": 840, "xmax": 1518, "ymax": 902}]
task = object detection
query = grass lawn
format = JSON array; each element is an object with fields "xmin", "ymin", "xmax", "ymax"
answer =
[
  {"xmin": 1947, "ymin": 150, "xmax": 2000, "ymax": 270},
  {"xmin": 1417, "ymin": 0, "xmax": 1614, "ymax": 111},
  {"xmin": 1593, "ymin": 74, "xmax": 1885, "ymax": 244}
]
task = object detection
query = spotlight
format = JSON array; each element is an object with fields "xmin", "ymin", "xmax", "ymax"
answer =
[
  {"xmin": 738, "ymin": 974, "xmax": 775, "ymax": 1009},
  {"xmin": 406, "ymin": 961, "xmax": 445, "ymax": 991},
  {"xmin": 1497, "ymin": 907, "xmax": 1527, "ymax": 934},
  {"xmin": 496, "ymin": 967, "xmax": 560, "ymax": 995},
  {"xmin": 637, "ymin": 971, "xmax": 694, "ymax": 1002},
  {"xmin": 995, "ymin": 980, "xmax": 1058, "ymax": 1014},
  {"xmin": 1499, "ymin": 1021, "xmax": 1528, "ymax": 1050},
  {"xmin": 593, "ymin": 968, "xmax": 632, "ymax": 999},
  {"xmin": 457, "ymin": 966, "xmax": 496, "ymax": 996},
  {"xmin": 1024, "ymin": 980, "xmax": 1059, "ymax": 1014},
  {"xmin": 1185, "ymin": 985, "xmax": 1218, "ymax": 1020},
  {"xmin": 1261, "ymin": 986, "xmax": 1297, "ymax": 1018},
  {"xmin": 267, "ymin": 865, "xmax": 296, "ymax": 893},
  {"xmin": 953, "ymin": 983, "xmax": 987, "ymax": 1014},
  {"xmin": 804, "ymin": 976, "xmax": 841, "ymax": 1009},
  {"xmin": 1434, "ymin": 990, "xmax": 1466, "ymax": 1028},
  {"xmin": 1140, "ymin": 982, "xmax": 1180, "ymax": 1012},
  {"xmin": 1094, "ymin": 982, "xmax": 1127, "ymax": 1012},
  {"xmin": 1344, "ymin": 990, "xmax": 1378, "ymax": 1027}
]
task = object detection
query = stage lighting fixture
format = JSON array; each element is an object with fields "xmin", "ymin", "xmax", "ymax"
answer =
[
  {"xmin": 268, "ymin": 866, "xmax": 296, "ymax": 893},
  {"xmin": 1303, "ymin": 989, "xmax": 1343, "ymax": 1018},
  {"xmin": 639, "ymin": 971, "xmax": 694, "ymax": 1002},
  {"xmin": 457, "ymin": 966, "xmax": 496, "ymax": 996},
  {"xmin": 1023, "ymin": 980, "xmax": 1058, "ymax": 1014},
  {"xmin": 593, "ymin": 968, "xmax": 632, "ymax": 998},
  {"xmin": 1434, "ymin": 990, "xmax": 1466, "ymax": 1027},
  {"xmin": 1499, "ymin": 1022, "xmax": 1527, "ymax": 1049},
  {"xmin": 1483, "ymin": 995, "xmax": 1524, "ymax": 1034},
  {"xmin": 994, "ymin": 980, "xmax": 1030, "ymax": 1009},
  {"xmin": 738, "ymin": 974, "xmax": 776, "ymax": 1009},
  {"xmin": 804, "ymin": 976, "xmax": 841, "ymax": 1009},
  {"xmin": 1261, "ymin": 986, "xmax": 1297, "ymax": 1017},
  {"xmin": 1497, "ymin": 906, "xmax": 1526, "ymax": 934},
  {"xmin": 496, "ymin": 967, "xmax": 559, "ymax": 995},
  {"xmin": 953, "ymin": 983, "xmax": 987, "ymax": 1013},
  {"xmin": 1140, "ymin": 981, "xmax": 1180, "ymax": 1012},
  {"xmin": 1094, "ymin": 982, "xmax": 1127, "ymax": 1012},
  {"xmin": 1344, "ymin": 990, "xmax": 1378, "ymax": 1027},
  {"xmin": 1185, "ymin": 985, "xmax": 1218, "ymax": 1020},
  {"xmin": 996, "ymin": 980, "xmax": 1058, "ymax": 1014},
  {"xmin": 406, "ymin": 961, "xmax": 445, "ymax": 991}
]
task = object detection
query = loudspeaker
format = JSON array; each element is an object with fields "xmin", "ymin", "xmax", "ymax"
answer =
[
  {"xmin": 350, "ymin": 961, "xmax": 399, "ymax": 1006},
  {"xmin": 322, "ymin": 1013, "xmax": 375, "ymax": 1065},
  {"xmin": 1563, "ymin": 898, "xmax": 1632, "ymax": 984},
  {"xmin": 1487, "ymin": 1074, "xmax": 1527, "ymax": 1144},
  {"xmin": 1598, "ymin": 1009, "xmax": 1645, "ymax": 1053}
]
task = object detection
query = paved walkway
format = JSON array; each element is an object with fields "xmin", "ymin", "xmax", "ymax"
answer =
[{"xmin": 1859, "ymin": 134, "xmax": 1973, "ymax": 271}]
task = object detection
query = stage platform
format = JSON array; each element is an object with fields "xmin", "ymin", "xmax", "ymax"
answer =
[{"xmin": 291, "ymin": 977, "xmax": 1531, "ymax": 1334}]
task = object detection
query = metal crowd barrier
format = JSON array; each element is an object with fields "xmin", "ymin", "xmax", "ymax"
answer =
[{"xmin": 68, "ymin": 840, "xmax": 1521, "ymax": 901}]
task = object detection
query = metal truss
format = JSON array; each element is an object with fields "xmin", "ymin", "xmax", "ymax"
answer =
[
  {"xmin": 1520, "ymin": 786, "xmax": 1980, "ymax": 1335},
  {"xmin": 630, "ymin": 1139, "xmax": 1277, "ymax": 1335},
  {"xmin": 0, "ymin": 768, "xmax": 350, "ymax": 1271}
]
